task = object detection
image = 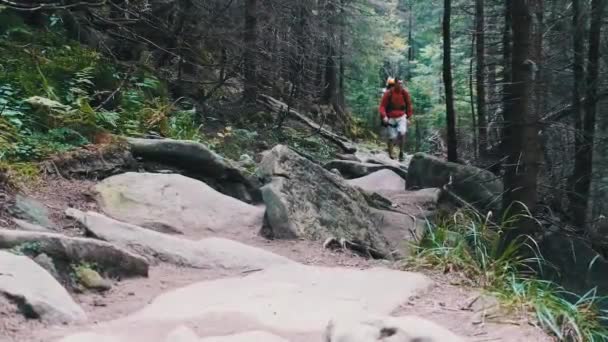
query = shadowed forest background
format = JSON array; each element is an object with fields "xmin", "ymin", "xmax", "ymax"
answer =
[{"xmin": 3, "ymin": 0, "xmax": 608, "ymax": 340}]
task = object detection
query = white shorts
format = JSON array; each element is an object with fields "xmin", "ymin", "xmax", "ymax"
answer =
[{"xmin": 386, "ymin": 116, "xmax": 407, "ymax": 140}]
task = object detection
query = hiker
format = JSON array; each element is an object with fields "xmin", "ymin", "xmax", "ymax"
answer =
[{"xmin": 379, "ymin": 77, "xmax": 413, "ymax": 161}]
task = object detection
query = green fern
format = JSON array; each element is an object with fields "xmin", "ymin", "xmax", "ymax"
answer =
[{"xmin": 66, "ymin": 66, "xmax": 95, "ymax": 104}]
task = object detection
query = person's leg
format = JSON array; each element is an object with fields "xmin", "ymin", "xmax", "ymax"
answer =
[
  {"xmin": 386, "ymin": 119, "xmax": 397, "ymax": 159},
  {"xmin": 387, "ymin": 139, "xmax": 394, "ymax": 159},
  {"xmin": 397, "ymin": 116, "xmax": 407, "ymax": 161},
  {"xmin": 397, "ymin": 133, "xmax": 405, "ymax": 161}
]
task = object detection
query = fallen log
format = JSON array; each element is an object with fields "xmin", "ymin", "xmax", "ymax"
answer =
[
  {"xmin": 127, "ymin": 138, "xmax": 262, "ymax": 203},
  {"xmin": 258, "ymin": 94, "xmax": 357, "ymax": 153}
]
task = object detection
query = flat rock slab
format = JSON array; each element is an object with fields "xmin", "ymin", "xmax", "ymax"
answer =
[
  {"xmin": 94, "ymin": 172, "xmax": 264, "ymax": 238},
  {"xmin": 0, "ymin": 229, "xmax": 148, "ymax": 278},
  {"xmin": 67, "ymin": 209, "xmax": 293, "ymax": 271},
  {"xmin": 347, "ymin": 169, "xmax": 406, "ymax": 193},
  {"xmin": 378, "ymin": 188, "xmax": 442, "ymax": 215},
  {"xmin": 326, "ymin": 315, "xmax": 465, "ymax": 342},
  {"xmin": 0, "ymin": 251, "xmax": 86, "ymax": 324},
  {"xmin": 198, "ymin": 331, "xmax": 288, "ymax": 342},
  {"xmin": 54, "ymin": 263, "xmax": 433, "ymax": 341}
]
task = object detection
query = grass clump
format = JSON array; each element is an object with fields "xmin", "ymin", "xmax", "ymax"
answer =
[{"xmin": 406, "ymin": 209, "xmax": 608, "ymax": 341}]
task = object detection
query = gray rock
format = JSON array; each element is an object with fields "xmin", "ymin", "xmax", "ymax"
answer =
[
  {"xmin": 0, "ymin": 251, "xmax": 86, "ymax": 324},
  {"xmin": 9, "ymin": 195, "xmax": 54, "ymax": 229},
  {"xmin": 33, "ymin": 253, "xmax": 60, "ymax": 280},
  {"xmin": 370, "ymin": 209, "xmax": 427, "ymax": 257},
  {"xmin": 382, "ymin": 188, "xmax": 442, "ymax": 213},
  {"xmin": 324, "ymin": 160, "xmax": 408, "ymax": 181},
  {"xmin": 66, "ymin": 209, "xmax": 294, "ymax": 271},
  {"xmin": 325, "ymin": 315, "xmax": 465, "ymax": 342},
  {"xmin": 347, "ymin": 169, "xmax": 406, "ymax": 193},
  {"xmin": 198, "ymin": 332, "xmax": 287, "ymax": 342},
  {"xmin": 94, "ymin": 172, "xmax": 264, "ymax": 239},
  {"xmin": 12, "ymin": 218, "xmax": 52, "ymax": 232},
  {"xmin": 0, "ymin": 229, "xmax": 148, "ymax": 278},
  {"xmin": 407, "ymin": 153, "xmax": 502, "ymax": 213},
  {"xmin": 258, "ymin": 145, "xmax": 391, "ymax": 259},
  {"xmin": 355, "ymin": 149, "xmax": 411, "ymax": 169}
]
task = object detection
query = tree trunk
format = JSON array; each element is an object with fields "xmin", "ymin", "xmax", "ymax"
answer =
[
  {"xmin": 570, "ymin": 0, "xmax": 607, "ymax": 230},
  {"xmin": 502, "ymin": 0, "xmax": 539, "ymax": 238},
  {"xmin": 338, "ymin": 0, "xmax": 346, "ymax": 108},
  {"xmin": 407, "ymin": 0, "xmax": 414, "ymax": 79},
  {"xmin": 475, "ymin": 0, "xmax": 487, "ymax": 156},
  {"xmin": 569, "ymin": 0, "xmax": 586, "ymax": 228},
  {"xmin": 443, "ymin": 0, "xmax": 458, "ymax": 162},
  {"xmin": 408, "ymin": 0, "xmax": 420, "ymax": 151},
  {"xmin": 500, "ymin": 0, "xmax": 513, "ymax": 182},
  {"xmin": 243, "ymin": 0, "xmax": 258, "ymax": 104}
]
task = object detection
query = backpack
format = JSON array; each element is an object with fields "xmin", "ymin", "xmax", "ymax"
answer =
[
  {"xmin": 381, "ymin": 89, "xmax": 408, "ymax": 126},
  {"xmin": 385, "ymin": 89, "xmax": 408, "ymax": 113}
]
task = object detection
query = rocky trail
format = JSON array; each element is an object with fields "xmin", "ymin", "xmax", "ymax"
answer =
[{"xmin": 0, "ymin": 139, "xmax": 551, "ymax": 342}]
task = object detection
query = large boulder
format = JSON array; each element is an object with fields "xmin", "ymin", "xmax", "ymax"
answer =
[
  {"xmin": 127, "ymin": 138, "xmax": 261, "ymax": 203},
  {"xmin": 0, "ymin": 229, "xmax": 149, "ymax": 278},
  {"xmin": 66, "ymin": 209, "xmax": 293, "ymax": 271},
  {"xmin": 407, "ymin": 153, "xmax": 502, "ymax": 213},
  {"xmin": 0, "ymin": 251, "xmax": 86, "ymax": 324},
  {"xmin": 54, "ymin": 263, "xmax": 432, "ymax": 341},
  {"xmin": 94, "ymin": 172, "xmax": 264, "ymax": 239},
  {"xmin": 325, "ymin": 315, "xmax": 465, "ymax": 342},
  {"xmin": 324, "ymin": 160, "xmax": 408, "ymax": 181},
  {"xmin": 258, "ymin": 145, "xmax": 391, "ymax": 258}
]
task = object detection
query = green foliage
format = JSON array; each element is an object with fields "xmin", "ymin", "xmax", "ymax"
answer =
[
  {"xmin": 9, "ymin": 241, "xmax": 42, "ymax": 256},
  {"xmin": 406, "ymin": 210, "xmax": 608, "ymax": 341},
  {"xmin": 207, "ymin": 127, "xmax": 259, "ymax": 160},
  {"xmin": 71, "ymin": 261, "xmax": 99, "ymax": 273},
  {"xmin": 0, "ymin": 18, "xmax": 190, "ymax": 167}
]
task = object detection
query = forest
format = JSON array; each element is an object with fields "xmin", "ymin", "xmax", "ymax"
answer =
[{"xmin": 2, "ymin": 0, "xmax": 608, "ymax": 341}]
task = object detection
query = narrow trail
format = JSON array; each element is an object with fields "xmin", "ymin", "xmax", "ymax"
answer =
[{"xmin": 0, "ymin": 144, "xmax": 551, "ymax": 342}]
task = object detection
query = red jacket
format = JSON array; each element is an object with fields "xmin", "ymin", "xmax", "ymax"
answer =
[{"xmin": 379, "ymin": 88, "xmax": 413, "ymax": 119}]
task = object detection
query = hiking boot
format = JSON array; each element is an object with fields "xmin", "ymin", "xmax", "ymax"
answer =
[
  {"xmin": 398, "ymin": 152, "xmax": 404, "ymax": 162},
  {"xmin": 387, "ymin": 147, "xmax": 394, "ymax": 160}
]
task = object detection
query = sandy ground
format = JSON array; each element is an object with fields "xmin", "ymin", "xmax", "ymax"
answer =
[{"xmin": 0, "ymin": 175, "xmax": 553, "ymax": 342}]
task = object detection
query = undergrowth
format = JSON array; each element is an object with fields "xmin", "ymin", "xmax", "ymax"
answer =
[
  {"xmin": 405, "ymin": 209, "xmax": 608, "ymax": 341},
  {"xmin": 0, "ymin": 12, "xmax": 201, "ymax": 167}
]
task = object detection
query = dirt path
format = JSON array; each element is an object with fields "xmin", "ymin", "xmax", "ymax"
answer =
[{"xmin": 0, "ymin": 173, "xmax": 552, "ymax": 342}]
